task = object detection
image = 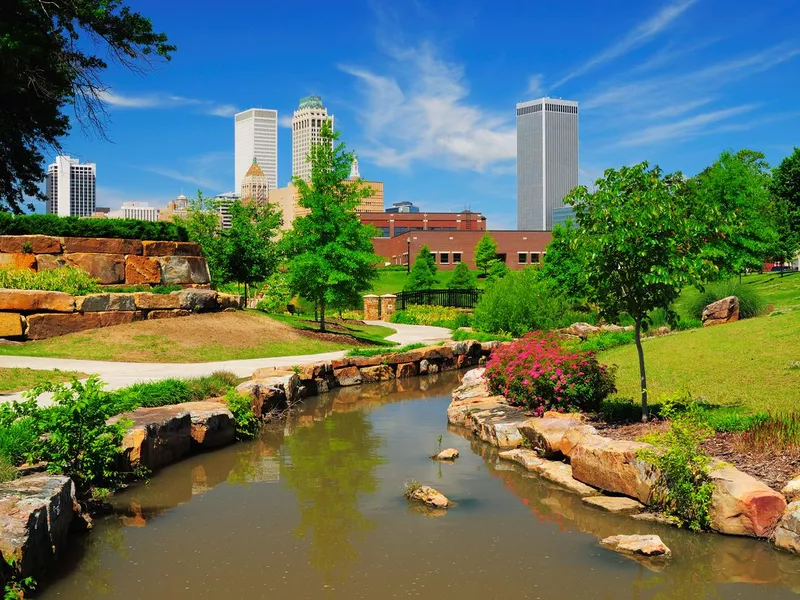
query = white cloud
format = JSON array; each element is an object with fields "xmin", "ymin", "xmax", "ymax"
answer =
[
  {"xmin": 278, "ymin": 114, "xmax": 293, "ymax": 128},
  {"xmin": 341, "ymin": 42, "xmax": 515, "ymax": 172},
  {"xmin": 553, "ymin": 0, "xmax": 698, "ymax": 88},
  {"xmin": 99, "ymin": 90, "xmax": 237, "ymax": 118},
  {"xmin": 618, "ymin": 104, "xmax": 757, "ymax": 146},
  {"xmin": 137, "ymin": 151, "xmax": 230, "ymax": 192},
  {"xmin": 206, "ymin": 104, "xmax": 239, "ymax": 118},
  {"xmin": 527, "ymin": 74, "xmax": 544, "ymax": 98}
]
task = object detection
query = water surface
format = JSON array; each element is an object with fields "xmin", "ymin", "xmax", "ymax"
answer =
[{"xmin": 42, "ymin": 372, "xmax": 800, "ymax": 599}]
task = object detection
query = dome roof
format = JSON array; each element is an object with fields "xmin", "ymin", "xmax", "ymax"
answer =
[
  {"xmin": 298, "ymin": 95, "xmax": 324, "ymax": 110},
  {"xmin": 245, "ymin": 157, "xmax": 265, "ymax": 177}
]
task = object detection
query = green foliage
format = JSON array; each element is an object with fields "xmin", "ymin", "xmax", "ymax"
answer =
[
  {"xmin": 390, "ymin": 304, "xmax": 469, "ymax": 328},
  {"xmin": 0, "ymin": 0, "xmax": 174, "ymax": 213},
  {"xmin": 735, "ymin": 412, "xmax": 800, "ymax": 455},
  {"xmin": 404, "ymin": 245, "xmax": 438, "ymax": 291},
  {"xmin": 450, "ymin": 328, "xmax": 512, "ymax": 342},
  {"xmin": 771, "ymin": 148, "xmax": 800, "ymax": 262},
  {"xmin": 687, "ymin": 280, "xmax": 766, "ymax": 320},
  {"xmin": 577, "ymin": 331, "xmax": 636, "ymax": 353},
  {"xmin": 255, "ymin": 271, "xmax": 294, "ymax": 314},
  {"xmin": 107, "ymin": 284, "xmax": 182, "ymax": 295},
  {"xmin": 0, "ymin": 456, "xmax": 16, "ymax": 484},
  {"xmin": 110, "ymin": 372, "xmax": 239, "ymax": 410},
  {"xmin": 0, "ymin": 413, "xmax": 38, "ymax": 466},
  {"xmin": 177, "ymin": 192, "xmax": 226, "ymax": 285},
  {"xmin": 20, "ymin": 241, "xmax": 33, "ymax": 254},
  {"xmin": 473, "ymin": 268, "xmax": 570, "ymax": 336},
  {"xmin": 485, "ymin": 259, "xmax": 510, "ymax": 283},
  {"xmin": 474, "ymin": 232, "xmax": 499, "ymax": 275},
  {"xmin": 0, "ymin": 213, "xmax": 186, "ymax": 240},
  {"xmin": 403, "ymin": 479, "xmax": 422, "ymax": 498},
  {"xmin": 0, "ymin": 266, "xmax": 101, "ymax": 295},
  {"xmin": 223, "ymin": 390, "xmax": 259, "ymax": 440},
  {"xmin": 448, "ymin": 261, "xmax": 478, "ymax": 288},
  {"xmin": 345, "ymin": 342, "xmax": 426, "ymax": 358},
  {"xmin": 540, "ymin": 220, "xmax": 589, "ymax": 301},
  {"xmin": 638, "ymin": 395, "xmax": 715, "ymax": 531},
  {"xmin": 568, "ymin": 162, "xmax": 715, "ymax": 420},
  {"xmin": 281, "ymin": 121, "xmax": 379, "ymax": 332}
]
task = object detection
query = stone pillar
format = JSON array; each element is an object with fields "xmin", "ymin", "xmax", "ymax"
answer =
[
  {"xmin": 363, "ymin": 295, "xmax": 379, "ymax": 320},
  {"xmin": 380, "ymin": 294, "xmax": 396, "ymax": 322}
]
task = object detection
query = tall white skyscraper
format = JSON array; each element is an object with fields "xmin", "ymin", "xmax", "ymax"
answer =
[
  {"xmin": 46, "ymin": 155, "xmax": 96, "ymax": 217},
  {"xmin": 234, "ymin": 108, "xmax": 278, "ymax": 191},
  {"xmin": 292, "ymin": 96, "xmax": 334, "ymax": 182},
  {"xmin": 516, "ymin": 98, "xmax": 579, "ymax": 230}
]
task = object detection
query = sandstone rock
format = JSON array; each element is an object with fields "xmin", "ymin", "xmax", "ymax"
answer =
[
  {"xmin": 519, "ymin": 415, "xmax": 598, "ymax": 458},
  {"xmin": 337, "ymin": 355, "xmax": 382, "ymax": 368},
  {"xmin": 125, "ymin": 255, "xmax": 161, "ymax": 285},
  {"xmin": 158, "ymin": 256, "xmax": 211, "ymax": 285},
  {"xmin": 419, "ymin": 359, "xmax": 430, "ymax": 374},
  {"xmin": 360, "ymin": 364, "xmax": 394, "ymax": 383},
  {"xmin": 397, "ymin": 362, "xmax": 418, "ymax": 378},
  {"xmin": 236, "ymin": 372, "xmax": 301, "ymax": 418},
  {"xmin": 563, "ymin": 321, "xmax": 601, "ymax": 339},
  {"xmin": 0, "ymin": 475, "xmax": 79, "ymax": 580},
  {"xmin": 26, "ymin": 310, "xmax": 141, "ymax": 339},
  {"xmin": 147, "ymin": 309, "xmax": 192, "ymax": 320},
  {"xmin": 34, "ymin": 253, "xmax": 68, "ymax": 271},
  {"xmin": 142, "ymin": 240, "xmax": 203, "ymax": 257},
  {"xmin": 64, "ymin": 252, "xmax": 125, "ymax": 284},
  {"xmin": 499, "ymin": 448, "xmax": 546, "ymax": 471},
  {"xmin": 62, "ymin": 237, "xmax": 143, "ymax": 255},
  {"xmin": 186, "ymin": 401, "xmax": 235, "ymax": 449},
  {"xmin": 406, "ymin": 484, "xmax": 451, "ymax": 509},
  {"xmin": 771, "ymin": 501, "xmax": 800, "ymax": 554},
  {"xmin": 434, "ymin": 448, "xmax": 459, "ymax": 461},
  {"xmin": 782, "ymin": 476, "xmax": 800, "ymax": 502},
  {"xmin": 133, "ymin": 292, "xmax": 182, "ymax": 310},
  {"xmin": 217, "ymin": 293, "xmax": 244, "ymax": 310},
  {"xmin": 451, "ymin": 367, "xmax": 489, "ymax": 401},
  {"xmin": 76, "ymin": 293, "xmax": 135, "ymax": 312},
  {"xmin": 702, "ymin": 295, "xmax": 739, "ymax": 326},
  {"xmin": 499, "ymin": 449, "xmax": 599, "ymax": 496},
  {"xmin": 110, "ymin": 405, "xmax": 192, "ymax": 471},
  {"xmin": 708, "ymin": 462, "xmax": 786, "ymax": 537},
  {"xmin": 0, "ymin": 313, "xmax": 24, "ymax": 337},
  {"xmin": 583, "ymin": 496, "xmax": 645, "ymax": 514},
  {"xmin": 0, "ymin": 235, "xmax": 61, "ymax": 254},
  {"xmin": 446, "ymin": 395, "xmax": 501, "ymax": 427},
  {"xmin": 334, "ymin": 365, "xmax": 362, "ymax": 387},
  {"xmin": 0, "ymin": 289, "xmax": 75, "ymax": 313},
  {"xmin": 569, "ymin": 436, "xmax": 657, "ymax": 504},
  {"xmin": 0, "ymin": 252, "xmax": 36, "ymax": 270},
  {"xmin": 173, "ymin": 288, "xmax": 218, "ymax": 311},
  {"xmin": 456, "ymin": 354, "xmax": 479, "ymax": 369},
  {"xmin": 601, "ymin": 534, "xmax": 671, "ymax": 557}
]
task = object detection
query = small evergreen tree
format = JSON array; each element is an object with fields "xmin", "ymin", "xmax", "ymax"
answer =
[
  {"xmin": 474, "ymin": 232, "xmax": 499, "ymax": 275},
  {"xmin": 404, "ymin": 245, "xmax": 438, "ymax": 291},
  {"xmin": 486, "ymin": 259, "xmax": 510, "ymax": 283},
  {"xmin": 448, "ymin": 261, "xmax": 477, "ymax": 288}
]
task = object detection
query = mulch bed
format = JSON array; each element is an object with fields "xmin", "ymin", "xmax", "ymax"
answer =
[{"xmin": 592, "ymin": 418, "xmax": 799, "ymax": 492}]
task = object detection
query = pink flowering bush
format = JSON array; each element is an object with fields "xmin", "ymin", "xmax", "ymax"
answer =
[{"xmin": 485, "ymin": 332, "xmax": 616, "ymax": 416}]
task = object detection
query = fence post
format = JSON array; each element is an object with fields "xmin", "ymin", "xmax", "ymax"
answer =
[
  {"xmin": 363, "ymin": 294, "xmax": 379, "ymax": 320},
  {"xmin": 380, "ymin": 294, "xmax": 396, "ymax": 322}
]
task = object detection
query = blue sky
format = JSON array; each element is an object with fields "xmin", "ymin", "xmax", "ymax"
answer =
[{"xmin": 48, "ymin": 0, "xmax": 800, "ymax": 229}]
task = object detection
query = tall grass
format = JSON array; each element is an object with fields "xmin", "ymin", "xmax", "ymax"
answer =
[
  {"xmin": 688, "ymin": 280, "xmax": 766, "ymax": 320},
  {"xmin": 735, "ymin": 412, "xmax": 800, "ymax": 455},
  {"xmin": 110, "ymin": 371, "xmax": 241, "ymax": 410},
  {"xmin": 0, "ymin": 266, "xmax": 101, "ymax": 295}
]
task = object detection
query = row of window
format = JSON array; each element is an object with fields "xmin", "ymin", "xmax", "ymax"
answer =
[
  {"xmin": 518, "ymin": 252, "xmax": 543, "ymax": 264},
  {"xmin": 545, "ymin": 104, "xmax": 577, "ymax": 114}
]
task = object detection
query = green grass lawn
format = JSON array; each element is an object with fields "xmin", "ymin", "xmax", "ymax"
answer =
[
  {"xmin": 674, "ymin": 272, "xmax": 800, "ymax": 318},
  {"xmin": 264, "ymin": 313, "xmax": 396, "ymax": 345},
  {"xmin": 370, "ymin": 268, "xmax": 485, "ymax": 295},
  {"xmin": 599, "ymin": 310, "xmax": 800, "ymax": 413},
  {"xmin": 0, "ymin": 367, "xmax": 88, "ymax": 394}
]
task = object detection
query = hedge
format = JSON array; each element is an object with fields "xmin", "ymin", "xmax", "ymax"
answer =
[{"xmin": 0, "ymin": 213, "xmax": 188, "ymax": 241}]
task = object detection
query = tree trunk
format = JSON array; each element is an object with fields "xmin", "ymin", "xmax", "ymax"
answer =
[
  {"xmin": 243, "ymin": 282, "xmax": 248, "ymax": 306},
  {"xmin": 319, "ymin": 299, "xmax": 326, "ymax": 333},
  {"xmin": 634, "ymin": 318, "xmax": 649, "ymax": 422}
]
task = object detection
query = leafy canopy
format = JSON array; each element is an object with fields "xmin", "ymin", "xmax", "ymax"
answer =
[
  {"xmin": 474, "ymin": 232, "xmax": 499, "ymax": 275},
  {"xmin": 540, "ymin": 220, "xmax": 589, "ymax": 301},
  {"xmin": 770, "ymin": 147, "xmax": 800, "ymax": 264},
  {"xmin": 0, "ymin": 0, "xmax": 175, "ymax": 212}
]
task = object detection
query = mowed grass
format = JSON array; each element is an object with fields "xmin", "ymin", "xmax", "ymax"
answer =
[
  {"xmin": 0, "ymin": 311, "xmax": 395, "ymax": 363},
  {"xmin": 370, "ymin": 268, "xmax": 485, "ymax": 295},
  {"xmin": 599, "ymin": 310, "xmax": 800, "ymax": 413},
  {"xmin": 674, "ymin": 272, "xmax": 800, "ymax": 318},
  {"xmin": 0, "ymin": 367, "xmax": 87, "ymax": 393}
]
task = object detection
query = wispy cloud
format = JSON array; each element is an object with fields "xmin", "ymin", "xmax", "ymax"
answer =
[
  {"xmin": 341, "ymin": 42, "xmax": 515, "ymax": 171},
  {"xmin": 618, "ymin": 104, "xmax": 757, "ymax": 146},
  {"xmin": 527, "ymin": 74, "xmax": 544, "ymax": 98},
  {"xmin": 99, "ymin": 90, "xmax": 238, "ymax": 118},
  {"xmin": 138, "ymin": 151, "xmax": 230, "ymax": 191},
  {"xmin": 553, "ymin": 0, "xmax": 698, "ymax": 88},
  {"xmin": 278, "ymin": 114, "xmax": 293, "ymax": 128}
]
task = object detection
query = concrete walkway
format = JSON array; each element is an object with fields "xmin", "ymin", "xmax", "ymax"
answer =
[{"xmin": 0, "ymin": 322, "xmax": 452, "ymax": 404}]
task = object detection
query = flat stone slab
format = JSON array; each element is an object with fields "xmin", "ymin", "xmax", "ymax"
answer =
[
  {"xmin": 601, "ymin": 534, "xmax": 671, "ymax": 558},
  {"xmin": 499, "ymin": 449, "xmax": 599, "ymax": 497},
  {"xmin": 433, "ymin": 448, "xmax": 459, "ymax": 461},
  {"xmin": 583, "ymin": 496, "xmax": 645, "ymax": 514},
  {"xmin": 186, "ymin": 400, "xmax": 235, "ymax": 449}
]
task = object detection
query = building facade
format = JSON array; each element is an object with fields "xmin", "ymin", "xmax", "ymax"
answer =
[
  {"xmin": 517, "ymin": 98, "xmax": 578, "ymax": 231},
  {"xmin": 361, "ymin": 210, "xmax": 485, "ymax": 239},
  {"xmin": 386, "ymin": 201, "xmax": 420, "ymax": 213},
  {"xmin": 235, "ymin": 109, "xmax": 278, "ymax": 192},
  {"xmin": 159, "ymin": 194, "xmax": 190, "ymax": 222},
  {"xmin": 46, "ymin": 155, "xmax": 96, "ymax": 217},
  {"xmin": 373, "ymin": 230, "xmax": 551, "ymax": 271},
  {"xmin": 240, "ymin": 158, "xmax": 269, "ymax": 205},
  {"xmin": 108, "ymin": 202, "xmax": 159, "ymax": 221},
  {"xmin": 292, "ymin": 96, "xmax": 334, "ymax": 182},
  {"xmin": 215, "ymin": 192, "xmax": 239, "ymax": 229}
]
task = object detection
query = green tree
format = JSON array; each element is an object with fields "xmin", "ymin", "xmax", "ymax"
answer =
[
  {"xmin": 404, "ymin": 245, "xmax": 437, "ymax": 291},
  {"xmin": 177, "ymin": 192, "xmax": 227, "ymax": 286},
  {"xmin": 692, "ymin": 149, "xmax": 778, "ymax": 278},
  {"xmin": 771, "ymin": 147, "xmax": 800, "ymax": 268},
  {"xmin": 448, "ymin": 261, "xmax": 478, "ymax": 288},
  {"xmin": 474, "ymin": 232, "xmax": 499, "ymax": 275},
  {"xmin": 0, "ymin": 0, "xmax": 175, "ymax": 213},
  {"xmin": 282, "ymin": 121, "xmax": 378, "ymax": 332},
  {"xmin": 540, "ymin": 220, "xmax": 589, "ymax": 301},
  {"xmin": 486, "ymin": 259, "xmax": 510, "ymax": 283},
  {"xmin": 568, "ymin": 162, "xmax": 714, "ymax": 421}
]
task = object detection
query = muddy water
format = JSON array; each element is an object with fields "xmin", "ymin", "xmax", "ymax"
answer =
[{"xmin": 42, "ymin": 371, "xmax": 800, "ymax": 599}]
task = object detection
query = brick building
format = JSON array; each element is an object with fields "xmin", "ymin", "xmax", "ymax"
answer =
[
  {"xmin": 373, "ymin": 230, "xmax": 552, "ymax": 271},
  {"xmin": 361, "ymin": 210, "xmax": 486, "ymax": 239}
]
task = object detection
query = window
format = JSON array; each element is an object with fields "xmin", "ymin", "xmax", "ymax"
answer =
[
  {"xmin": 531, "ymin": 252, "xmax": 540, "ymax": 264},
  {"xmin": 452, "ymin": 252, "xmax": 462, "ymax": 264},
  {"xmin": 439, "ymin": 253, "xmax": 450, "ymax": 265},
  {"xmin": 375, "ymin": 227, "xmax": 390, "ymax": 238},
  {"xmin": 518, "ymin": 252, "xmax": 528, "ymax": 264}
]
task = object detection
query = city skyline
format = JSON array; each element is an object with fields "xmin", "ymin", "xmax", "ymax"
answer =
[
  {"xmin": 46, "ymin": 155, "xmax": 96, "ymax": 218},
  {"xmin": 234, "ymin": 108, "xmax": 278, "ymax": 192},
  {"xmin": 34, "ymin": 0, "xmax": 800, "ymax": 229}
]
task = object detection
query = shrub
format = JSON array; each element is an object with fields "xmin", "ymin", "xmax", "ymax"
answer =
[
  {"xmin": 0, "ymin": 212, "xmax": 188, "ymax": 241},
  {"xmin": 0, "ymin": 266, "xmax": 101, "ymax": 295},
  {"xmin": 576, "ymin": 330, "xmax": 636, "ymax": 353},
  {"xmin": 391, "ymin": 305, "xmax": 469, "ymax": 328},
  {"xmin": 638, "ymin": 395, "xmax": 715, "ymax": 531},
  {"xmin": 255, "ymin": 271, "xmax": 293, "ymax": 314},
  {"xmin": 448, "ymin": 262, "xmax": 478, "ymax": 288},
  {"xmin": 223, "ymin": 389, "xmax": 259, "ymax": 440},
  {"xmin": 688, "ymin": 280, "xmax": 766, "ymax": 320},
  {"xmin": 346, "ymin": 342, "xmax": 426, "ymax": 358},
  {"xmin": 404, "ymin": 245, "xmax": 437, "ymax": 291},
  {"xmin": 0, "ymin": 456, "xmax": 16, "ymax": 483},
  {"xmin": 0, "ymin": 412, "xmax": 38, "ymax": 465},
  {"xmin": 484, "ymin": 332, "xmax": 616, "ymax": 416},
  {"xmin": 473, "ymin": 268, "xmax": 572, "ymax": 336},
  {"xmin": 110, "ymin": 372, "xmax": 239, "ymax": 409},
  {"xmin": 450, "ymin": 329, "xmax": 512, "ymax": 343}
]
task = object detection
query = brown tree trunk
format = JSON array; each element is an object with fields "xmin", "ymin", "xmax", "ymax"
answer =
[
  {"xmin": 634, "ymin": 317, "xmax": 649, "ymax": 422},
  {"xmin": 319, "ymin": 299, "xmax": 326, "ymax": 333}
]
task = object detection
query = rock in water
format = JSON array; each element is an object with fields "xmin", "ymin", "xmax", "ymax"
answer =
[
  {"xmin": 407, "ymin": 485, "xmax": 451, "ymax": 509},
  {"xmin": 433, "ymin": 448, "xmax": 459, "ymax": 461},
  {"xmin": 601, "ymin": 534, "xmax": 672, "ymax": 557}
]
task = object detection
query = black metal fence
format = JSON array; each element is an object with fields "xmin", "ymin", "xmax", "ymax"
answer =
[{"xmin": 396, "ymin": 288, "xmax": 483, "ymax": 310}]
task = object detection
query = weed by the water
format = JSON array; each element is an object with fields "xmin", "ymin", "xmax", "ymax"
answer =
[
  {"xmin": 403, "ymin": 479, "xmax": 422, "ymax": 498},
  {"xmin": 735, "ymin": 412, "xmax": 800, "ymax": 456},
  {"xmin": 346, "ymin": 342, "xmax": 426, "ymax": 358}
]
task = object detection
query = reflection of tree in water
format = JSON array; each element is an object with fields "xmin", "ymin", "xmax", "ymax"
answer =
[{"xmin": 280, "ymin": 410, "xmax": 385, "ymax": 583}]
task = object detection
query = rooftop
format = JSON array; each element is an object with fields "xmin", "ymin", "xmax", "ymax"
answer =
[{"xmin": 298, "ymin": 95, "xmax": 324, "ymax": 110}]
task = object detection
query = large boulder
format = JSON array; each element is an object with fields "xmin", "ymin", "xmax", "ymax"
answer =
[
  {"xmin": 708, "ymin": 463, "xmax": 786, "ymax": 537},
  {"xmin": 142, "ymin": 241, "xmax": 203, "ymax": 257},
  {"xmin": 396, "ymin": 362, "xmax": 418, "ymax": 378},
  {"xmin": 0, "ymin": 253, "xmax": 36, "ymax": 270},
  {"xmin": 782, "ymin": 476, "xmax": 800, "ymax": 502},
  {"xmin": 0, "ymin": 475, "xmax": 79, "ymax": 580},
  {"xmin": 61, "ymin": 237, "xmax": 142, "ymax": 255},
  {"xmin": 360, "ymin": 364, "xmax": 394, "ymax": 383},
  {"xmin": 563, "ymin": 322, "xmax": 601, "ymax": 339},
  {"xmin": 333, "ymin": 366, "xmax": 362, "ymax": 387},
  {"xmin": 186, "ymin": 401, "xmax": 235, "ymax": 449},
  {"xmin": 110, "ymin": 405, "xmax": 192, "ymax": 471},
  {"xmin": 26, "ymin": 311, "xmax": 141, "ymax": 339},
  {"xmin": 0, "ymin": 235, "xmax": 61, "ymax": 254},
  {"xmin": 158, "ymin": 256, "xmax": 211, "ymax": 285},
  {"xmin": 146, "ymin": 309, "xmax": 192, "ymax": 320},
  {"xmin": 771, "ymin": 501, "xmax": 800, "ymax": 554},
  {"xmin": 518, "ymin": 414, "xmax": 598, "ymax": 458},
  {"xmin": 236, "ymin": 372, "xmax": 301, "ymax": 418},
  {"xmin": 569, "ymin": 436, "xmax": 657, "ymax": 504},
  {"xmin": 76, "ymin": 293, "xmax": 135, "ymax": 312},
  {"xmin": 173, "ymin": 288, "xmax": 218, "ymax": 311},
  {"xmin": 133, "ymin": 292, "xmax": 182, "ymax": 310},
  {"xmin": 217, "ymin": 293, "xmax": 244, "ymax": 310},
  {"xmin": 0, "ymin": 289, "xmax": 74, "ymax": 313},
  {"xmin": 499, "ymin": 449, "xmax": 599, "ymax": 496},
  {"xmin": 34, "ymin": 253, "xmax": 67, "ymax": 271},
  {"xmin": 452, "ymin": 368, "xmax": 489, "ymax": 401},
  {"xmin": 64, "ymin": 252, "xmax": 125, "ymax": 284},
  {"xmin": 0, "ymin": 313, "xmax": 25, "ymax": 337},
  {"xmin": 125, "ymin": 255, "xmax": 162, "ymax": 285},
  {"xmin": 702, "ymin": 296, "xmax": 739, "ymax": 327},
  {"xmin": 583, "ymin": 496, "xmax": 645, "ymax": 514},
  {"xmin": 406, "ymin": 485, "xmax": 451, "ymax": 509}
]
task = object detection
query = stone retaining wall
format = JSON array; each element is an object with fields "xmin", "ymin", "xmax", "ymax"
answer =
[
  {"xmin": 0, "ymin": 288, "xmax": 244, "ymax": 340},
  {"xmin": 0, "ymin": 234, "xmax": 210, "ymax": 286}
]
